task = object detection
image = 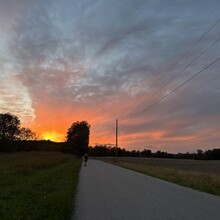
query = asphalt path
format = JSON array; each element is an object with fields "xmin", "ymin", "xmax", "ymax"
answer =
[{"xmin": 73, "ymin": 160, "xmax": 220, "ymax": 220}]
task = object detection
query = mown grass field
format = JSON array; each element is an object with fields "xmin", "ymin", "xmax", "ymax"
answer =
[
  {"xmin": 0, "ymin": 152, "xmax": 81, "ymax": 220},
  {"xmin": 101, "ymin": 157, "xmax": 220, "ymax": 196}
]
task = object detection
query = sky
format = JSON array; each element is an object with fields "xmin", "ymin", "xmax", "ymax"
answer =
[{"xmin": 0, "ymin": 0, "xmax": 220, "ymax": 153}]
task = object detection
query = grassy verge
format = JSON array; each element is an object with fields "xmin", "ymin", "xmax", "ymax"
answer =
[
  {"xmin": 0, "ymin": 152, "xmax": 81, "ymax": 220},
  {"xmin": 101, "ymin": 158, "xmax": 220, "ymax": 196}
]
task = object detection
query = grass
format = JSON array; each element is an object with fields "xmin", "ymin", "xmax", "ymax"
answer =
[
  {"xmin": 0, "ymin": 152, "xmax": 82, "ymax": 220},
  {"xmin": 101, "ymin": 157, "xmax": 220, "ymax": 196}
]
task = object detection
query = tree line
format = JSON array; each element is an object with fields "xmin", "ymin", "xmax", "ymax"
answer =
[
  {"xmin": 88, "ymin": 145, "xmax": 220, "ymax": 160},
  {"xmin": 0, "ymin": 112, "xmax": 90, "ymax": 155},
  {"xmin": 0, "ymin": 113, "xmax": 37, "ymax": 141},
  {"xmin": 1, "ymin": 112, "xmax": 219, "ymax": 160}
]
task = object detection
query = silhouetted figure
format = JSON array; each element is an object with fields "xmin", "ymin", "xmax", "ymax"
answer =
[{"xmin": 83, "ymin": 153, "xmax": 88, "ymax": 166}]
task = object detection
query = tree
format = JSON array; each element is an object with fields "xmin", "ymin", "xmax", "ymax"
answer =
[
  {"xmin": 66, "ymin": 121, "xmax": 90, "ymax": 154},
  {"xmin": 0, "ymin": 113, "xmax": 20, "ymax": 141},
  {"xmin": 141, "ymin": 149, "xmax": 152, "ymax": 157},
  {"xmin": 18, "ymin": 127, "xmax": 37, "ymax": 140}
]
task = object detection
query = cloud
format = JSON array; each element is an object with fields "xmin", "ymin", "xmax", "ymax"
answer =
[
  {"xmin": 1, "ymin": 0, "xmax": 220, "ymax": 151},
  {"xmin": 0, "ymin": 77, "xmax": 35, "ymax": 124}
]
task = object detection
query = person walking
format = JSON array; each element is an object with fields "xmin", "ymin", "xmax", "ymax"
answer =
[{"xmin": 83, "ymin": 153, "xmax": 88, "ymax": 166}]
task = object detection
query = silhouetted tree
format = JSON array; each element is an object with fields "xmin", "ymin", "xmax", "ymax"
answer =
[
  {"xmin": 18, "ymin": 127, "xmax": 37, "ymax": 140},
  {"xmin": 0, "ymin": 113, "xmax": 20, "ymax": 141},
  {"xmin": 208, "ymin": 148, "xmax": 220, "ymax": 160},
  {"xmin": 197, "ymin": 149, "xmax": 203, "ymax": 155},
  {"xmin": 66, "ymin": 121, "xmax": 90, "ymax": 155},
  {"xmin": 130, "ymin": 150, "xmax": 140, "ymax": 157},
  {"xmin": 141, "ymin": 149, "xmax": 152, "ymax": 157},
  {"xmin": 87, "ymin": 144, "xmax": 220, "ymax": 160}
]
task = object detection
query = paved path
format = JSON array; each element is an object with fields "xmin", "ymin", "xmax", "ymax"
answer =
[{"xmin": 73, "ymin": 160, "xmax": 220, "ymax": 220}]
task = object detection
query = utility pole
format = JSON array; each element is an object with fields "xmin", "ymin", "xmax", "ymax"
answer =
[{"xmin": 116, "ymin": 119, "xmax": 118, "ymax": 158}]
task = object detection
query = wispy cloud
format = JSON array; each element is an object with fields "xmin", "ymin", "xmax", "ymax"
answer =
[{"xmin": 1, "ymin": 0, "xmax": 220, "ymax": 152}]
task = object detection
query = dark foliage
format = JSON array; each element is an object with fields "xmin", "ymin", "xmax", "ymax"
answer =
[
  {"xmin": 0, "ymin": 113, "xmax": 20, "ymax": 141},
  {"xmin": 88, "ymin": 145, "xmax": 220, "ymax": 160},
  {"xmin": 66, "ymin": 121, "xmax": 90, "ymax": 155},
  {"xmin": 18, "ymin": 127, "xmax": 37, "ymax": 140},
  {"xmin": 0, "ymin": 140, "xmax": 67, "ymax": 152},
  {"xmin": 88, "ymin": 145, "xmax": 150, "ymax": 157}
]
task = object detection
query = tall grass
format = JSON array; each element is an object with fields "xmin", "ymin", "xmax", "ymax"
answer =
[
  {"xmin": 102, "ymin": 158, "xmax": 220, "ymax": 196},
  {"xmin": 0, "ymin": 152, "xmax": 81, "ymax": 220}
]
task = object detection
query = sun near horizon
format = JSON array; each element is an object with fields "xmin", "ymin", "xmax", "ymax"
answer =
[{"xmin": 41, "ymin": 131, "xmax": 65, "ymax": 142}]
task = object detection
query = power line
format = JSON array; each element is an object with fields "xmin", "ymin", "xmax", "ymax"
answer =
[
  {"xmin": 98, "ymin": 17, "xmax": 220, "ymax": 123},
  {"xmin": 121, "ymin": 57, "xmax": 220, "ymax": 125},
  {"xmin": 121, "ymin": 17, "xmax": 220, "ymax": 111},
  {"xmin": 93, "ymin": 19, "xmax": 220, "ymax": 147},
  {"xmin": 149, "ymin": 18, "xmax": 220, "ymax": 89},
  {"xmin": 97, "ymin": 56, "xmax": 220, "ymax": 146},
  {"xmin": 122, "ymin": 36, "xmax": 220, "ymax": 120}
]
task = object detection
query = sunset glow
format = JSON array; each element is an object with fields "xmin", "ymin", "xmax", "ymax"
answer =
[
  {"xmin": 41, "ymin": 131, "xmax": 65, "ymax": 142},
  {"xmin": 1, "ymin": 0, "xmax": 220, "ymax": 153}
]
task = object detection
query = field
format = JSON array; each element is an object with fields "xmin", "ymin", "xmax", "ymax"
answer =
[
  {"xmin": 0, "ymin": 152, "xmax": 81, "ymax": 220},
  {"xmin": 101, "ymin": 157, "xmax": 220, "ymax": 196}
]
